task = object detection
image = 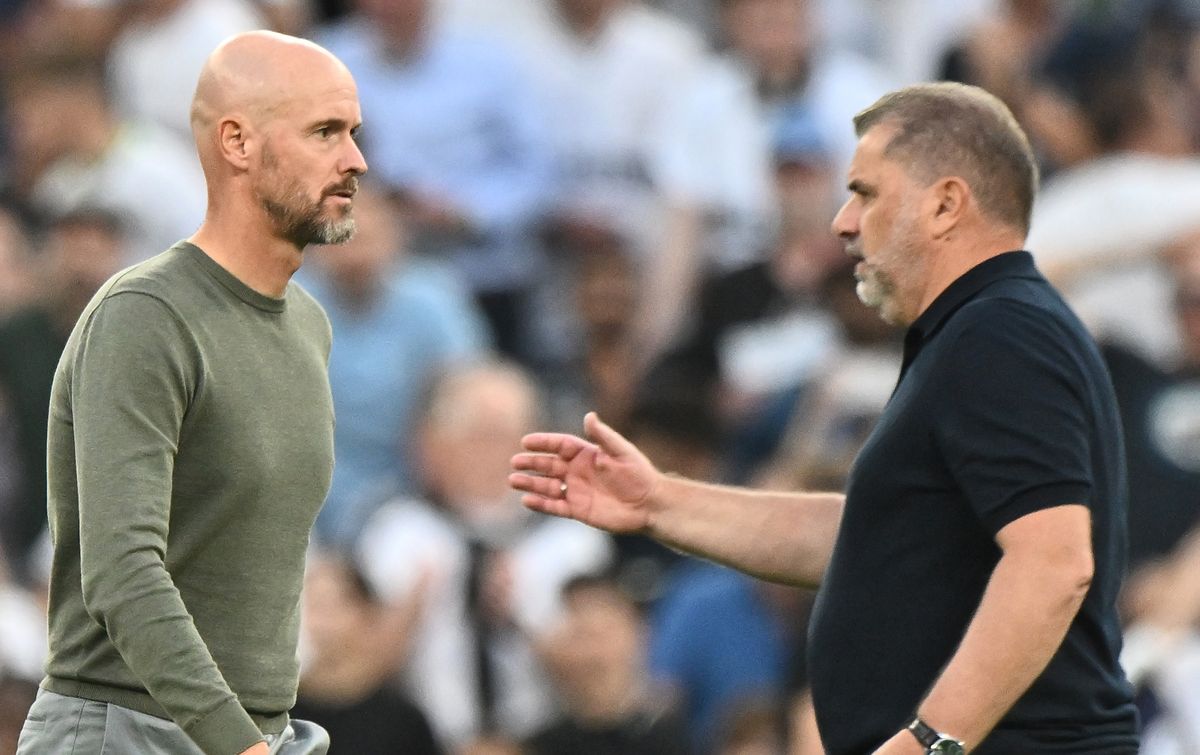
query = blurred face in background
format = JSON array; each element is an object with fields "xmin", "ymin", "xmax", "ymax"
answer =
[
  {"xmin": 555, "ymin": 0, "xmax": 620, "ymax": 35},
  {"xmin": 353, "ymin": 0, "xmax": 430, "ymax": 50},
  {"xmin": 575, "ymin": 237, "xmax": 639, "ymax": 341},
  {"xmin": 542, "ymin": 582, "xmax": 643, "ymax": 720},
  {"xmin": 43, "ymin": 213, "xmax": 126, "ymax": 325},
  {"xmin": 418, "ymin": 366, "xmax": 538, "ymax": 521},
  {"xmin": 7, "ymin": 74, "xmax": 104, "ymax": 180},
  {"xmin": 722, "ymin": 0, "xmax": 812, "ymax": 74}
]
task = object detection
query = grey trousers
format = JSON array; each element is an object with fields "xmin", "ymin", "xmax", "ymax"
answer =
[{"xmin": 17, "ymin": 690, "xmax": 329, "ymax": 755}]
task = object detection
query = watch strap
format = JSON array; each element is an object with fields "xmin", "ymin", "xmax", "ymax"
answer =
[{"xmin": 907, "ymin": 717, "xmax": 940, "ymax": 748}]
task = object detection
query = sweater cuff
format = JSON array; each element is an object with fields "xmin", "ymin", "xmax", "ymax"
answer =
[{"xmin": 184, "ymin": 697, "xmax": 264, "ymax": 755}]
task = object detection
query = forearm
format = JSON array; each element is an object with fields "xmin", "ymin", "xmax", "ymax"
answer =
[
  {"xmin": 646, "ymin": 474, "xmax": 843, "ymax": 588},
  {"xmin": 916, "ymin": 551, "xmax": 1091, "ymax": 749}
]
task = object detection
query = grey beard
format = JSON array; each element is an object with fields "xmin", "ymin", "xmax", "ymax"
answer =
[{"xmin": 261, "ymin": 195, "xmax": 356, "ymax": 247}]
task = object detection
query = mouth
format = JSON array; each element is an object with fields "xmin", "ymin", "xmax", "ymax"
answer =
[{"xmin": 326, "ymin": 179, "xmax": 359, "ymax": 201}]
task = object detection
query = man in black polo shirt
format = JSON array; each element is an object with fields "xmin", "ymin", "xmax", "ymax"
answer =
[{"xmin": 509, "ymin": 81, "xmax": 1138, "ymax": 754}]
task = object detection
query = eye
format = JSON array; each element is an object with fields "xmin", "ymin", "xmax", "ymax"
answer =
[{"xmin": 315, "ymin": 125, "xmax": 333, "ymax": 139}]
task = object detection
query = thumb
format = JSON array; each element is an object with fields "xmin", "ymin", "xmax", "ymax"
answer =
[{"xmin": 583, "ymin": 411, "xmax": 638, "ymax": 459}]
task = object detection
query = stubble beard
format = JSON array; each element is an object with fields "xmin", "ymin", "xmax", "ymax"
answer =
[
  {"xmin": 853, "ymin": 214, "xmax": 921, "ymax": 326},
  {"xmin": 258, "ymin": 145, "xmax": 357, "ymax": 247}
]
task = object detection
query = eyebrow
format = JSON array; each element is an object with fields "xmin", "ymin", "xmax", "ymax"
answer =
[
  {"xmin": 310, "ymin": 118, "xmax": 362, "ymax": 136},
  {"xmin": 847, "ymin": 179, "xmax": 870, "ymax": 195}
]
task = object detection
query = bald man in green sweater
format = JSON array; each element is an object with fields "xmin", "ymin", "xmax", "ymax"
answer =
[{"xmin": 17, "ymin": 31, "xmax": 367, "ymax": 755}]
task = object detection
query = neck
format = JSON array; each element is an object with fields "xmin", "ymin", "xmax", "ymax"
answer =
[
  {"xmin": 189, "ymin": 206, "xmax": 304, "ymax": 298},
  {"xmin": 915, "ymin": 228, "xmax": 1025, "ymax": 321}
]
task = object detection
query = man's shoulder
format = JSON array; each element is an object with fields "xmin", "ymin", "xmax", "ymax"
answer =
[
  {"xmin": 947, "ymin": 280, "xmax": 1084, "ymax": 349},
  {"xmin": 102, "ymin": 244, "xmax": 195, "ymax": 300}
]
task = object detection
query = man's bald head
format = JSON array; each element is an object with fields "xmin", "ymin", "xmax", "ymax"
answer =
[{"xmin": 191, "ymin": 31, "xmax": 353, "ymax": 142}]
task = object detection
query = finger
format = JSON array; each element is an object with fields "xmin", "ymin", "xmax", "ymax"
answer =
[
  {"xmin": 583, "ymin": 411, "xmax": 639, "ymax": 459},
  {"xmin": 521, "ymin": 431, "xmax": 590, "ymax": 459},
  {"xmin": 511, "ymin": 452, "xmax": 570, "ymax": 478},
  {"xmin": 509, "ymin": 472, "xmax": 567, "ymax": 499},
  {"xmin": 521, "ymin": 492, "xmax": 574, "ymax": 519}
]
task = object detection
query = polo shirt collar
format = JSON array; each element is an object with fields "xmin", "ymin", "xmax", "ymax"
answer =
[{"xmin": 908, "ymin": 250, "xmax": 1039, "ymax": 344}]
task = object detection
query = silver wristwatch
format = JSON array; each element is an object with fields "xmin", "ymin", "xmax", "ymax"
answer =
[{"xmin": 907, "ymin": 717, "xmax": 966, "ymax": 755}]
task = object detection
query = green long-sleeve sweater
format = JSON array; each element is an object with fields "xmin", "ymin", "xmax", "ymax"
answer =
[{"xmin": 42, "ymin": 242, "xmax": 335, "ymax": 755}]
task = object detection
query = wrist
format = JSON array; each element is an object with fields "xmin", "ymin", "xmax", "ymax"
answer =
[
  {"xmin": 906, "ymin": 716, "xmax": 966, "ymax": 754},
  {"xmin": 640, "ymin": 470, "xmax": 676, "ymax": 537}
]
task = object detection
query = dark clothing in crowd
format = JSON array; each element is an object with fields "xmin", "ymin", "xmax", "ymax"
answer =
[
  {"xmin": 291, "ymin": 687, "xmax": 442, "ymax": 755},
  {"xmin": 525, "ymin": 708, "xmax": 692, "ymax": 755},
  {"xmin": 0, "ymin": 307, "xmax": 66, "ymax": 580},
  {"xmin": 1103, "ymin": 343, "xmax": 1200, "ymax": 567},
  {"xmin": 809, "ymin": 252, "xmax": 1138, "ymax": 754}
]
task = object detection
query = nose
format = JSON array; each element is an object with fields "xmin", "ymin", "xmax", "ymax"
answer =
[
  {"xmin": 831, "ymin": 196, "xmax": 858, "ymax": 241},
  {"xmin": 342, "ymin": 137, "xmax": 368, "ymax": 177}
]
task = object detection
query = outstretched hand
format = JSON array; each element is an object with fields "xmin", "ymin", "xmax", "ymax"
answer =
[{"xmin": 509, "ymin": 412, "xmax": 660, "ymax": 535}]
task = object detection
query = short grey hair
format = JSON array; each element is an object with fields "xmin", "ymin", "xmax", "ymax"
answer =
[{"xmin": 853, "ymin": 82, "xmax": 1039, "ymax": 235}]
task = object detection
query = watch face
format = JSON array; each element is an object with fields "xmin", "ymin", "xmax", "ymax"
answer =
[{"xmin": 930, "ymin": 739, "xmax": 965, "ymax": 755}]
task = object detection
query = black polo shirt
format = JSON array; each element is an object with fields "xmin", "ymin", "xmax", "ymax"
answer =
[{"xmin": 807, "ymin": 252, "xmax": 1138, "ymax": 754}]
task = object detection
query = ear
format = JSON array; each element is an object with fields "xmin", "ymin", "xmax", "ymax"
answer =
[
  {"xmin": 928, "ymin": 176, "xmax": 970, "ymax": 239},
  {"xmin": 216, "ymin": 115, "xmax": 253, "ymax": 171}
]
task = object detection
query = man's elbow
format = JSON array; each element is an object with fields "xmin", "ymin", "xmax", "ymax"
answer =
[{"xmin": 1059, "ymin": 549, "xmax": 1094, "ymax": 605}]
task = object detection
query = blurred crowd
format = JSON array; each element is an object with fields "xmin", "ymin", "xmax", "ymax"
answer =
[{"xmin": 1, "ymin": 0, "xmax": 1200, "ymax": 753}]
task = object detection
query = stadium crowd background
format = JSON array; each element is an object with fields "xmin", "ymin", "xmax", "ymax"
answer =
[{"xmin": 1, "ymin": 0, "xmax": 1200, "ymax": 752}]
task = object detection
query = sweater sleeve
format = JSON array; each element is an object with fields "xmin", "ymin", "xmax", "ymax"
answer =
[{"xmin": 71, "ymin": 291, "xmax": 264, "ymax": 755}]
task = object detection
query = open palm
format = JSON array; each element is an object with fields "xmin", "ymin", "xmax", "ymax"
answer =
[{"xmin": 509, "ymin": 412, "xmax": 659, "ymax": 535}]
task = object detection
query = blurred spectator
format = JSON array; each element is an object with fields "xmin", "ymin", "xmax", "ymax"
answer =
[
  {"xmin": 647, "ymin": 117, "xmax": 847, "ymax": 483},
  {"xmin": 1120, "ymin": 526, "xmax": 1200, "ymax": 753},
  {"xmin": 0, "ymin": 673, "xmax": 39, "ymax": 755},
  {"xmin": 1, "ymin": 0, "xmax": 122, "ymax": 63},
  {"xmin": 0, "ymin": 202, "xmax": 36, "ymax": 319},
  {"xmin": 433, "ymin": 0, "xmax": 559, "ymax": 54},
  {"xmin": 712, "ymin": 698, "xmax": 787, "ymax": 755},
  {"xmin": 613, "ymin": 371, "xmax": 724, "ymax": 602},
  {"xmin": 527, "ymin": 573, "xmax": 690, "ymax": 755},
  {"xmin": 107, "ymin": 0, "xmax": 267, "ymax": 140},
  {"xmin": 293, "ymin": 554, "xmax": 442, "ymax": 755},
  {"xmin": 544, "ymin": 221, "xmax": 643, "ymax": 428},
  {"xmin": 1025, "ymin": 14, "xmax": 1200, "ymax": 365},
  {"xmin": 5, "ymin": 53, "xmax": 206, "ymax": 264},
  {"xmin": 0, "ymin": 553, "xmax": 46, "ymax": 685},
  {"xmin": 636, "ymin": 33, "xmax": 778, "ymax": 370},
  {"xmin": 823, "ymin": 0, "xmax": 995, "ymax": 85},
  {"xmin": 649, "ymin": 564, "xmax": 809, "ymax": 754},
  {"xmin": 358, "ymin": 361, "xmax": 613, "ymax": 749},
  {"xmin": 1106, "ymin": 232, "xmax": 1200, "ymax": 572},
  {"xmin": 318, "ymin": 0, "xmax": 555, "ymax": 360},
  {"xmin": 753, "ymin": 258, "xmax": 900, "ymax": 492},
  {"xmin": 939, "ymin": 0, "xmax": 1068, "ymax": 112},
  {"xmin": 719, "ymin": 0, "xmax": 894, "ymax": 196},
  {"xmin": 534, "ymin": 0, "xmax": 776, "ymax": 370},
  {"xmin": 0, "ymin": 207, "xmax": 126, "ymax": 584},
  {"xmin": 0, "ymin": 537, "xmax": 45, "ymax": 752},
  {"xmin": 535, "ymin": 0, "xmax": 703, "ymax": 232},
  {"xmin": 300, "ymin": 183, "xmax": 491, "ymax": 546},
  {"xmin": 648, "ymin": 0, "xmax": 722, "ymax": 43}
]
